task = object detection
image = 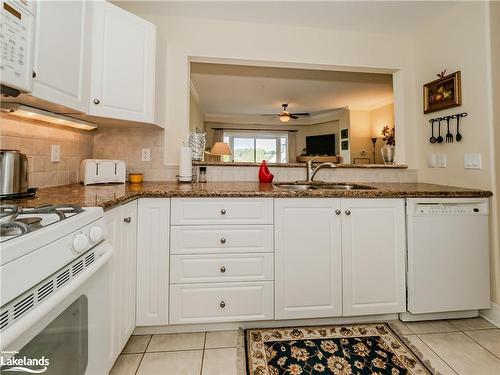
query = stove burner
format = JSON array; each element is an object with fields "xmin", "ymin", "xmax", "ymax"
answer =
[
  {"xmin": 0, "ymin": 221, "xmax": 30, "ymax": 236},
  {"xmin": 18, "ymin": 217, "xmax": 43, "ymax": 227},
  {"xmin": 0, "ymin": 204, "xmax": 84, "ymax": 241}
]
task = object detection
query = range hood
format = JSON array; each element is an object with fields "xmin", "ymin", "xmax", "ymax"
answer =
[{"xmin": 0, "ymin": 103, "xmax": 97, "ymax": 131}]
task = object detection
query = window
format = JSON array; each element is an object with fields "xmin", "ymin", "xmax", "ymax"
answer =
[{"xmin": 223, "ymin": 131, "xmax": 288, "ymax": 163}]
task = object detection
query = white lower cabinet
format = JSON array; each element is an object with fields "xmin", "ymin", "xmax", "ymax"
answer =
[
  {"xmin": 274, "ymin": 199, "xmax": 342, "ymax": 319},
  {"xmin": 341, "ymin": 199, "xmax": 406, "ymax": 316},
  {"xmin": 274, "ymin": 198, "xmax": 406, "ymax": 320},
  {"xmin": 136, "ymin": 198, "xmax": 170, "ymax": 326},
  {"xmin": 169, "ymin": 198, "xmax": 275, "ymax": 325},
  {"xmin": 104, "ymin": 200, "xmax": 137, "ymax": 370},
  {"xmin": 170, "ymin": 282, "xmax": 274, "ymax": 324}
]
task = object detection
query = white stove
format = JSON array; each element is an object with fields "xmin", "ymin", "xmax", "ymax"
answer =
[{"xmin": 0, "ymin": 203, "xmax": 112, "ymax": 374}]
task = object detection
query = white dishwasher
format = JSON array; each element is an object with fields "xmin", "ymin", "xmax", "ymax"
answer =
[{"xmin": 402, "ymin": 198, "xmax": 490, "ymax": 321}]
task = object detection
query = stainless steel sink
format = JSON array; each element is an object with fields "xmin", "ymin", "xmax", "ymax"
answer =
[
  {"xmin": 273, "ymin": 184, "xmax": 320, "ymax": 191},
  {"xmin": 274, "ymin": 182, "xmax": 375, "ymax": 191}
]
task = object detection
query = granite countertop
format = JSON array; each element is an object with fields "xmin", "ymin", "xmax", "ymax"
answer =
[{"xmin": 3, "ymin": 181, "xmax": 492, "ymax": 211}]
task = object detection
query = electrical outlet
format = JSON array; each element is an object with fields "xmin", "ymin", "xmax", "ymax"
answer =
[
  {"xmin": 51, "ymin": 144, "xmax": 60, "ymax": 162},
  {"xmin": 27, "ymin": 156, "xmax": 34, "ymax": 172},
  {"xmin": 141, "ymin": 148, "xmax": 151, "ymax": 162}
]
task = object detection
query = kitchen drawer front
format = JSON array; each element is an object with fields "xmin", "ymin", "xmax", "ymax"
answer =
[
  {"xmin": 170, "ymin": 225, "xmax": 273, "ymax": 254},
  {"xmin": 171, "ymin": 198, "xmax": 273, "ymax": 225},
  {"xmin": 170, "ymin": 282, "xmax": 274, "ymax": 324},
  {"xmin": 170, "ymin": 253, "xmax": 274, "ymax": 283}
]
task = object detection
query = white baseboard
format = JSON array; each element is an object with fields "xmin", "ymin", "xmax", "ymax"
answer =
[
  {"xmin": 133, "ymin": 313, "xmax": 399, "ymax": 335},
  {"xmin": 480, "ymin": 301, "xmax": 500, "ymax": 328}
]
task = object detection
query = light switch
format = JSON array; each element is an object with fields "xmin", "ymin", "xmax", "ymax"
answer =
[
  {"xmin": 437, "ymin": 153, "xmax": 447, "ymax": 168},
  {"xmin": 464, "ymin": 153, "xmax": 482, "ymax": 169},
  {"xmin": 51, "ymin": 144, "xmax": 60, "ymax": 162},
  {"xmin": 426, "ymin": 153, "xmax": 436, "ymax": 168}
]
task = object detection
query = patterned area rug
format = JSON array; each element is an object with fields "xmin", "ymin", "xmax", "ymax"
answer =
[{"xmin": 246, "ymin": 323, "xmax": 431, "ymax": 375}]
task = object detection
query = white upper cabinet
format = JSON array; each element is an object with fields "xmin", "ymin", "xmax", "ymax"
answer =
[
  {"xmin": 89, "ymin": 1, "xmax": 156, "ymax": 123},
  {"xmin": 341, "ymin": 199, "xmax": 406, "ymax": 316},
  {"xmin": 274, "ymin": 199, "xmax": 342, "ymax": 319},
  {"xmin": 32, "ymin": 0, "xmax": 90, "ymax": 112}
]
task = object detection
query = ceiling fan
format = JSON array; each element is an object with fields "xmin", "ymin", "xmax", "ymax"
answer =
[{"xmin": 262, "ymin": 104, "xmax": 310, "ymax": 123}]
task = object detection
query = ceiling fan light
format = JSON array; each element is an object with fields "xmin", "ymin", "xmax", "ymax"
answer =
[{"xmin": 279, "ymin": 114, "xmax": 290, "ymax": 123}]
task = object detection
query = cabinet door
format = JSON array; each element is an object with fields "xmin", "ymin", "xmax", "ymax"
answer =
[
  {"xmin": 89, "ymin": 1, "xmax": 156, "ymax": 122},
  {"xmin": 136, "ymin": 198, "xmax": 170, "ymax": 326},
  {"xmin": 120, "ymin": 201, "xmax": 137, "ymax": 344},
  {"xmin": 341, "ymin": 199, "xmax": 406, "ymax": 316},
  {"xmin": 275, "ymin": 199, "xmax": 342, "ymax": 319},
  {"xmin": 104, "ymin": 205, "xmax": 123, "ymax": 368},
  {"xmin": 32, "ymin": 0, "xmax": 90, "ymax": 112}
]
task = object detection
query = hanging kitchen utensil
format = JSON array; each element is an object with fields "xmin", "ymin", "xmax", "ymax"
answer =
[
  {"xmin": 436, "ymin": 117, "xmax": 444, "ymax": 143},
  {"xmin": 445, "ymin": 116, "xmax": 453, "ymax": 143},
  {"xmin": 429, "ymin": 119, "xmax": 437, "ymax": 144},
  {"xmin": 455, "ymin": 112, "xmax": 467, "ymax": 142}
]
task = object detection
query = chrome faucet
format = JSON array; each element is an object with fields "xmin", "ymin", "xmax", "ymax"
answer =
[{"xmin": 306, "ymin": 157, "xmax": 336, "ymax": 182}]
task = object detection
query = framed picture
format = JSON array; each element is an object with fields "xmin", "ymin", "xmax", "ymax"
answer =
[
  {"xmin": 340, "ymin": 129, "xmax": 349, "ymax": 139},
  {"xmin": 341, "ymin": 140, "xmax": 349, "ymax": 150},
  {"xmin": 423, "ymin": 71, "xmax": 461, "ymax": 114}
]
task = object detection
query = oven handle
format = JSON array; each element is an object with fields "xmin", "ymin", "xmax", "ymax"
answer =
[{"xmin": 1, "ymin": 242, "xmax": 113, "ymax": 350}]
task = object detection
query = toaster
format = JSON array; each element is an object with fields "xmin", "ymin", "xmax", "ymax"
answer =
[{"xmin": 80, "ymin": 159, "xmax": 126, "ymax": 185}]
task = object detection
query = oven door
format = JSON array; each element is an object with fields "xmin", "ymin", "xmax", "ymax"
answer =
[{"xmin": 1, "ymin": 242, "xmax": 112, "ymax": 374}]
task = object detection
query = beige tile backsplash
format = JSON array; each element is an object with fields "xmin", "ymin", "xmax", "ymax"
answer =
[
  {"xmin": 92, "ymin": 126, "xmax": 177, "ymax": 181},
  {"xmin": 0, "ymin": 114, "xmax": 93, "ymax": 188},
  {"xmin": 1, "ymin": 114, "xmax": 417, "ymax": 186}
]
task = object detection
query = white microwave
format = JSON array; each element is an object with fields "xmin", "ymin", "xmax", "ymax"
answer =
[{"xmin": 0, "ymin": 0, "xmax": 35, "ymax": 93}]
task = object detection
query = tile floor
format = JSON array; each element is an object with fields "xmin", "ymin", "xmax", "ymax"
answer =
[{"xmin": 110, "ymin": 318, "xmax": 500, "ymax": 375}]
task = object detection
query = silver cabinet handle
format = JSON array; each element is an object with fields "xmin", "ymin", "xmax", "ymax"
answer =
[
  {"xmin": 93, "ymin": 99, "xmax": 100, "ymax": 105},
  {"xmin": 32, "ymin": 71, "xmax": 37, "ymax": 78},
  {"xmin": 220, "ymin": 238, "xmax": 226, "ymax": 244},
  {"xmin": 220, "ymin": 209, "xmax": 226, "ymax": 215},
  {"xmin": 220, "ymin": 266, "xmax": 226, "ymax": 273},
  {"xmin": 219, "ymin": 301, "xmax": 226, "ymax": 308},
  {"xmin": 123, "ymin": 217, "xmax": 131, "ymax": 223},
  {"xmin": 345, "ymin": 210, "xmax": 351, "ymax": 216},
  {"xmin": 335, "ymin": 210, "xmax": 341, "ymax": 215}
]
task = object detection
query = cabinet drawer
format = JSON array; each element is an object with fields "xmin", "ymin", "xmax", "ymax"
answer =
[
  {"xmin": 170, "ymin": 253, "xmax": 274, "ymax": 283},
  {"xmin": 171, "ymin": 198, "xmax": 273, "ymax": 225},
  {"xmin": 170, "ymin": 225, "xmax": 273, "ymax": 254},
  {"xmin": 170, "ymin": 282, "xmax": 274, "ymax": 324}
]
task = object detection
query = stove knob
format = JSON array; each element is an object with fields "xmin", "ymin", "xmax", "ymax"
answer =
[
  {"xmin": 73, "ymin": 233, "xmax": 89, "ymax": 253},
  {"xmin": 89, "ymin": 226, "xmax": 103, "ymax": 243}
]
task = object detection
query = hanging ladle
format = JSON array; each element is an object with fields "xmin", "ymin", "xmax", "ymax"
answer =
[
  {"xmin": 429, "ymin": 119, "xmax": 437, "ymax": 143},
  {"xmin": 455, "ymin": 112, "xmax": 467, "ymax": 142},
  {"xmin": 436, "ymin": 117, "xmax": 444, "ymax": 143}
]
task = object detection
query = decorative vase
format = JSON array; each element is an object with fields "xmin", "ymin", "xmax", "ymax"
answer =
[
  {"xmin": 258, "ymin": 160, "xmax": 274, "ymax": 183},
  {"xmin": 188, "ymin": 132, "xmax": 206, "ymax": 161},
  {"xmin": 381, "ymin": 144, "xmax": 396, "ymax": 165}
]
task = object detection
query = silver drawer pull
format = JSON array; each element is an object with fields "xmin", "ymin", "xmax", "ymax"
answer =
[
  {"xmin": 123, "ymin": 217, "xmax": 131, "ymax": 223},
  {"xmin": 220, "ymin": 209, "xmax": 226, "ymax": 215},
  {"xmin": 220, "ymin": 266, "xmax": 226, "ymax": 273},
  {"xmin": 345, "ymin": 210, "xmax": 351, "ymax": 216},
  {"xmin": 335, "ymin": 210, "xmax": 341, "ymax": 215},
  {"xmin": 220, "ymin": 238, "xmax": 226, "ymax": 244},
  {"xmin": 219, "ymin": 301, "xmax": 226, "ymax": 308}
]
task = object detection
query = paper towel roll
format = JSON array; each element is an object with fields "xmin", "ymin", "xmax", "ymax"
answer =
[{"xmin": 179, "ymin": 146, "xmax": 192, "ymax": 181}]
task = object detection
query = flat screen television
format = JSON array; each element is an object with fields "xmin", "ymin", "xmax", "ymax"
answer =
[{"xmin": 306, "ymin": 134, "xmax": 336, "ymax": 156}]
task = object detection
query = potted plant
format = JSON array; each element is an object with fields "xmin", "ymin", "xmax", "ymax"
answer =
[{"xmin": 381, "ymin": 125, "xmax": 396, "ymax": 165}]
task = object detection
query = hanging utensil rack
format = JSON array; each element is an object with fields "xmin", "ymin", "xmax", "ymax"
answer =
[{"xmin": 427, "ymin": 112, "xmax": 467, "ymax": 144}]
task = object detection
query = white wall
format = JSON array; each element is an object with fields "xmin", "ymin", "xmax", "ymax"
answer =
[
  {"xmin": 116, "ymin": 3, "xmax": 416, "ymax": 167},
  {"xmin": 410, "ymin": 2, "xmax": 498, "ymax": 303}
]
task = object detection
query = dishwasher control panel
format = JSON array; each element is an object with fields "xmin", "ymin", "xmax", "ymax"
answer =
[{"xmin": 407, "ymin": 198, "xmax": 489, "ymax": 216}]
